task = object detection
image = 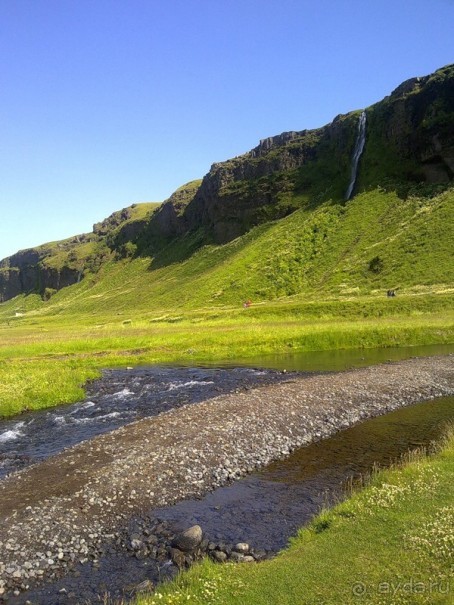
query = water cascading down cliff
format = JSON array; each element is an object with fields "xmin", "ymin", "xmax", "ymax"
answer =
[{"xmin": 345, "ymin": 110, "xmax": 367, "ymax": 200}]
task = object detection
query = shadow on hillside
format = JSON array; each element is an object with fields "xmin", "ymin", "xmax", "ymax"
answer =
[
  {"xmin": 143, "ymin": 228, "xmax": 211, "ymax": 271},
  {"xmin": 143, "ymin": 222, "xmax": 276, "ymax": 273}
]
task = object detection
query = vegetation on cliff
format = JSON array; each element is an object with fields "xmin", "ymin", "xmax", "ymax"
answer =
[{"xmin": 0, "ymin": 64, "xmax": 452, "ymax": 304}]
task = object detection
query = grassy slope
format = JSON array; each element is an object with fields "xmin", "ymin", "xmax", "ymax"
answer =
[
  {"xmin": 138, "ymin": 427, "xmax": 454, "ymax": 605},
  {"xmin": 2, "ymin": 187, "xmax": 453, "ymax": 317},
  {"xmin": 0, "ymin": 187, "xmax": 453, "ymax": 417}
]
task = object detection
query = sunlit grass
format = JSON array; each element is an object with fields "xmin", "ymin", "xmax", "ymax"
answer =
[
  {"xmin": 0, "ymin": 300, "xmax": 453, "ymax": 417},
  {"xmin": 0, "ymin": 187, "xmax": 452, "ymax": 418},
  {"xmin": 136, "ymin": 426, "xmax": 454, "ymax": 605}
]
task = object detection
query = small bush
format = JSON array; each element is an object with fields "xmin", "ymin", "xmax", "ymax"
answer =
[{"xmin": 368, "ymin": 255, "xmax": 384, "ymax": 274}]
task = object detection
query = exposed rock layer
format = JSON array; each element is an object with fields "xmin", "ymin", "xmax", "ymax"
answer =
[{"xmin": 1, "ymin": 64, "xmax": 453, "ymax": 301}]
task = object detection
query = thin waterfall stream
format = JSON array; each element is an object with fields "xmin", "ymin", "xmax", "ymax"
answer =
[{"xmin": 345, "ymin": 110, "xmax": 367, "ymax": 200}]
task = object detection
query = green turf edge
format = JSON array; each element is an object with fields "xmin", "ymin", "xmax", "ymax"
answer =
[{"xmin": 135, "ymin": 426, "xmax": 454, "ymax": 605}]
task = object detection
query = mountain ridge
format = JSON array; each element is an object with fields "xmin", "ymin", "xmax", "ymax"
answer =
[{"xmin": 1, "ymin": 64, "xmax": 453, "ymax": 304}]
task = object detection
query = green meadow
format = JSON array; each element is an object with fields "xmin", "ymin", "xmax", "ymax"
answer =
[
  {"xmin": 0, "ymin": 64, "xmax": 452, "ymax": 605},
  {"xmin": 0, "ymin": 187, "xmax": 453, "ymax": 418}
]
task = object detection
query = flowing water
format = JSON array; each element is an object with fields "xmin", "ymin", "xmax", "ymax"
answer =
[
  {"xmin": 2, "ymin": 344, "xmax": 453, "ymax": 604},
  {"xmin": 1, "ymin": 344, "xmax": 453, "ymax": 479},
  {"xmin": 345, "ymin": 110, "xmax": 367, "ymax": 200},
  {"xmin": 154, "ymin": 395, "xmax": 454, "ymax": 550},
  {"xmin": 8, "ymin": 395, "xmax": 453, "ymax": 605},
  {"xmin": 0, "ymin": 366, "xmax": 291, "ymax": 479}
]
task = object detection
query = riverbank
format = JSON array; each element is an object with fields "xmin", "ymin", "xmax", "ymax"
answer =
[
  {"xmin": 0, "ymin": 355, "xmax": 453, "ymax": 601},
  {"xmin": 1, "ymin": 293, "xmax": 453, "ymax": 418},
  {"xmin": 139, "ymin": 424, "xmax": 454, "ymax": 605}
]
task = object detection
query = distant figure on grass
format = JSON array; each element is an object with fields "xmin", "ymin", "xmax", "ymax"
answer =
[
  {"xmin": 387, "ymin": 289, "xmax": 396, "ymax": 297},
  {"xmin": 243, "ymin": 300, "xmax": 252, "ymax": 308}
]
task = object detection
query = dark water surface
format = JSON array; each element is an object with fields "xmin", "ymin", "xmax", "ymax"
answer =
[
  {"xmin": 1, "ymin": 342, "xmax": 452, "ymax": 479},
  {"xmin": 8, "ymin": 395, "xmax": 454, "ymax": 605},
  {"xmin": 209, "ymin": 342, "xmax": 454, "ymax": 372},
  {"xmin": 0, "ymin": 366, "xmax": 291, "ymax": 478},
  {"xmin": 2, "ymin": 345, "xmax": 453, "ymax": 604},
  {"xmin": 151, "ymin": 395, "xmax": 454, "ymax": 550}
]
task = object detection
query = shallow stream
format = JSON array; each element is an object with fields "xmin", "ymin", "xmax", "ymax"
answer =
[
  {"xmin": 1, "ymin": 343, "xmax": 453, "ymax": 479},
  {"xmin": 8, "ymin": 394, "xmax": 453, "ymax": 605},
  {"xmin": 1, "ymin": 344, "xmax": 453, "ymax": 604}
]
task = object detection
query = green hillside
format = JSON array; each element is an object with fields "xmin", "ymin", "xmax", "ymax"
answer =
[
  {"xmin": 0, "ymin": 65, "xmax": 453, "ymax": 418},
  {"xmin": 1, "ymin": 186, "xmax": 452, "ymax": 321}
]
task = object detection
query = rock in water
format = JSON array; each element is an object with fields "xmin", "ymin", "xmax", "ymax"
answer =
[
  {"xmin": 172, "ymin": 525, "xmax": 203, "ymax": 552},
  {"xmin": 169, "ymin": 548, "xmax": 187, "ymax": 569},
  {"xmin": 211, "ymin": 550, "xmax": 228, "ymax": 563}
]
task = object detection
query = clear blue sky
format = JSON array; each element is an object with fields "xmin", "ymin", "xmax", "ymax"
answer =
[{"xmin": 0, "ymin": 0, "xmax": 453, "ymax": 260}]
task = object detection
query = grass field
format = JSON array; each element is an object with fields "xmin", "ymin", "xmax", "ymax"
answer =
[
  {"xmin": 136, "ymin": 425, "xmax": 454, "ymax": 605},
  {"xmin": 0, "ymin": 187, "xmax": 452, "ymax": 418},
  {"xmin": 1, "ymin": 293, "xmax": 453, "ymax": 418}
]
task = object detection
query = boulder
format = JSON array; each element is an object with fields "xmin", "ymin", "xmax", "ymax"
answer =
[
  {"xmin": 210, "ymin": 550, "xmax": 227, "ymax": 563},
  {"xmin": 171, "ymin": 525, "xmax": 203, "ymax": 552}
]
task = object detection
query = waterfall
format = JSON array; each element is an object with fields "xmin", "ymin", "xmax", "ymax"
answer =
[{"xmin": 345, "ymin": 110, "xmax": 367, "ymax": 200}]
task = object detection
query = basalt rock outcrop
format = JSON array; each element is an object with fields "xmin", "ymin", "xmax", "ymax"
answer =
[
  {"xmin": 0, "ymin": 204, "xmax": 157, "ymax": 301},
  {"xmin": 146, "ymin": 64, "xmax": 453, "ymax": 245},
  {"xmin": 0, "ymin": 243, "xmax": 83, "ymax": 302}
]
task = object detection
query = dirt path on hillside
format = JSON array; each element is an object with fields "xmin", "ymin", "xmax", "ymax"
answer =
[{"xmin": 0, "ymin": 355, "xmax": 453, "ymax": 599}]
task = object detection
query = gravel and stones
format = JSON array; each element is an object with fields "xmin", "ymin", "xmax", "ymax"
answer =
[{"xmin": 0, "ymin": 355, "xmax": 452, "ymax": 600}]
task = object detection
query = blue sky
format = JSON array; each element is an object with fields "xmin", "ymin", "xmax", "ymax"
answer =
[{"xmin": 0, "ymin": 0, "xmax": 453, "ymax": 260}]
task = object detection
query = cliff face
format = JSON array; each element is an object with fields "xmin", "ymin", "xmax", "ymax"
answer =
[
  {"xmin": 145, "ymin": 117, "xmax": 356, "ymax": 246},
  {"xmin": 0, "ymin": 204, "xmax": 158, "ymax": 302},
  {"xmin": 144, "ymin": 65, "xmax": 453, "ymax": 246},
  {"xmin": 359, "ymin": 65, "xmax": 454, "ymax": 189},
  {"xmin": 1, "ymin": 64, "xmax": 453, "ymax": 302},
  {"xmin": 0, "ymin": 240, "xmax": 88, "ymax": 302}
]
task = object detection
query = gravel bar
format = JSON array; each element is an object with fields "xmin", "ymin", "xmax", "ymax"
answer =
[{"xmin": 0, "ymin": 355, "xmax": 453, "ymax": 598}]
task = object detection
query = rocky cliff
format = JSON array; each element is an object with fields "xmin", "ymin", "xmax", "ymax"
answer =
[
  {"xmin": 0, "ymin": 204, "xmax": 158, "ymax": 302},
  {"xmin": 1, "ymin": 64, "xmax": 452, "ymax": 302},
  {"xmin": 146, "ymin": 64, "xmax": 453, "ymax": 246}
]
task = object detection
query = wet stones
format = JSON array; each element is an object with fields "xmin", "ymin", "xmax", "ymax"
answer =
[
  {"xmin": 210, "ymin": 550, "xmax": 227, "ymax": 563},
  {"xmin": 123, "ymin": 518, "xmax": 268, "ymax": 570},
  {"xmin": 169, "ymin": 548, "xmax": 187, "ymax": 569},
  {"xmin": 0, "ymin": 357, "xmax": 452, "ymax": 600}
]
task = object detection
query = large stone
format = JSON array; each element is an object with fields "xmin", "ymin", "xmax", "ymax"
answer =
[
  {"xmin": 172, "ymin": 525, "xmax": 203, "ymax": 552},
  {"xmin": 211, "ymin": 550, "xmax": 227, "ymax": 563},
  {"xmin": 234, "ymin": 542, "xmax": 249, "ymax": 554}
]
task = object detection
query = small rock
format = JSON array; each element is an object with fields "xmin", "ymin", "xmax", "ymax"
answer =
[
  {"xmin": 170, "ymin": 548, "xmax": 186, "ymax": 569},
  {"xmin": 133, "ymin": 579, "xmax": 154, "ymax": 594},
  {"xmin": 211, "ymin": 550, "xmax": 227, "ymax": 563},
  {"xmin": 234, "ymin": 542, "xmax": 249, "ymax": 554}
]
